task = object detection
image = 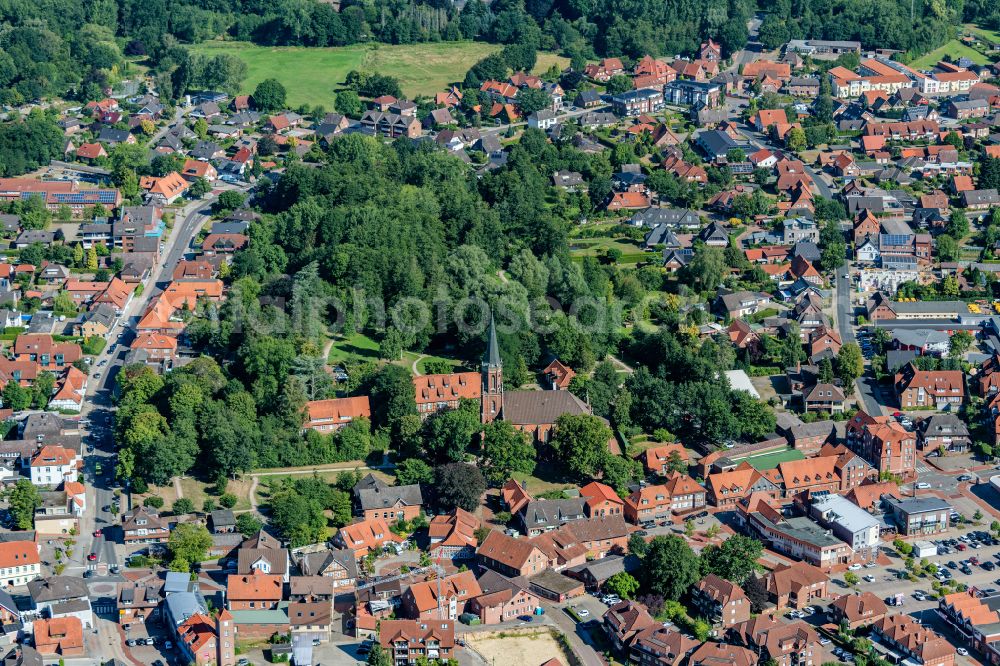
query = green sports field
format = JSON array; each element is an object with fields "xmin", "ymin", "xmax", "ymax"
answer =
[
  {"xmin": 739, "ymin": 447, "xmax": 805, "ymax": 470},
  {"xmin": 190, "ymin": 41, "xmax": 569, "ymax": 108},
  {"xmin": 910, "ymin": 39, "xmax": 990, "ymax": 69}
]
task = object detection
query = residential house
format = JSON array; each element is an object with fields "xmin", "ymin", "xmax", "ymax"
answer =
[
  {"xmin": 354, "ymin": 475, "xmax": 423, "ymax": 523},
  {"xmin": 302, "ymin": 397, "xmax": 371, "ymax": 433},
  {"xmin": 427, "ymin": 508, "xmax": 480, "ymax": 562},
  {"xmin": 467, "ymin": 569, "xmax": 540, "ymax": 624},
  {"xmin": 691, "ymin": 574, "xmax": 751, "ymax": 628},
  {"xmin": 603, "ymin": 600, "xmax": 655, "ymax": 653},
  {"xmin": 121, "ymin": 507, "xmax": 170, "ymax": 544},
  {"xmin": 476, "ymin": 530, "xmax": 549, "ymax": 578},
  {"xmin": 519, "ymin": 498, "xmax": 587, "ymax": 536},
  {"xmin": 333, "ymin": 518, "xmax": 401, "ymax": 559},
  {"xmin": 828, "ymin": 592, "xmax": 888, "ymax": 630},
  {"xmin": 630, "ymin": 627, "xmax": 698, "ymax": 666},
  {"xmin": 0, "ymin": 540, "xmax": 40, "ymax": 586},
  {"xmin": 226, "ymin": 570, "xmax": 283, "ymax": 611},
  {"xmin": 894, "ymin": 363, "xmax": 965, "ymax": 409},
  {"xmin": 401, "ymin": 570, "xmax": 482, "ymax": 621},
  {"xmin": 847, "ymin": 410, "xmax": 917, "ymax": 476},
  {"xmin": 33, "ymin": 617, "xmax": 84, "ymax": 657},
  {"xmin": 765, "ymin": 562, "xmax": 830, "ymax": 610},
  {"xmin": 377, "ymin": 619, "xmax": 456, "ymax": 666},
  {"xmin": 296, "ymin": 549, "xmax": 358, "ymax": 589},
  {"xmin": 139, "ymin": 172, "xmax": 189, "ymax": 205},
  {"xmin": 639, "ymin": 443, "xmax": 689, "ymax": 477},
  {"xmin": 871, "ymin": 615, "xmax": 956, "ymax": 666},
  {"xmin": 579, "ymin": 482, "xmax": 624, "ymax": 518},
  {"xmin": 624, "ymin": 472, "xmax": 706, "ymax": 523},
  {"xmin": 732, "ymin": 617, "xmax": 822, "ymax": 666},
  {"xmin": 917, "ymin": 414, "xmax": 970, "ymax": 453}
]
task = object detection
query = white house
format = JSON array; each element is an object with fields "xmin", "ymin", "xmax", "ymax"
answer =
[
  {"xmin": 528, "ymin": 110, "xmax": 558, "ymax": 130},
  {"xmin": 0, "ymin": 541, "xmax": 41, "ymax": 587},
  {"xmin": 856, "ymin": 237, "xmax": 881, "ymax": 264},
  {"xmin": 29, "ymin": 445, "xmax": 79, "ymax": 486}
]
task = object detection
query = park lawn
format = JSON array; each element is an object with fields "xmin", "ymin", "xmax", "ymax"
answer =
[
  {"xmin": 740, "ymin": 447, "xmax": 806, "ymax": 470},
  {"xmin": 327, "ymin": 332, "xmax": 380, "ymax": 364},
  {"xmin": 511, "ymin": 461, "xmax": 577, "ymax": 495},
  {"xmin": 911, "ymin": 40, "xmax": 990, "ymax": 69},
  {"xmin": 569, "ymin": 236, "xmax": 648, "ymax": 265},
  {"xmin": 190, "ymin": 41, "xmax": 568, "ymax": 108},
  {"xmin": 965, "ymin": 24, "xmax": 1000, "ymax": 45},
  {"xmin": 415, "ymin": 354, "xmax": 467, "ymax": 374}
]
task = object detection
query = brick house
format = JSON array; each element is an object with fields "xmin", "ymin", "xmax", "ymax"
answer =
[
  {"xmin": 894, "ymin": 363, "xmax": 965, "ymax": 409},
  {"xmin": 377, "ymin": 619, "xmax": 456, "ymax": 665},
  {"xmin": 401, "ymin": 570, "xmax": 482, "ymax": 621},
  {"xmin": 829, "ymin": 592, "xmax": 888, "ymax": 630},
  {"xmin": 603, "ymin": 600, "xmax": 655, "ymax": 652},
  {"xmin": 732, "ymin": 617, "xmax": 822, "ymax": 666},
  {"xmin": 847, "ymin": 410, "xmax": 917, "ymax": 476},
  {"xmin": 639, "ymin": 443, "xmax": 690, "ymax": 476},
  {"xmin": 302, "ymin": 397, "xmax": 371, "ymax": 433},
  {"xmin": 872, "ymin": 615, "xmax": 955, "ymax": 666},
  {"xmin": 579, "ymin": 482, "xmax": 625, "ymax": 518},
  {"xmin": 476, "ymin": 530, "xmax": 549, "ymax": 578},
  {"xmin": 226, "ymin": 571, "xmax": 284, "ymax": 610},
  {"xmin": 691, "ymin": 574, "xmax": 751, "ymax": 628},
  {"xmin": 333, "ymin": 518, "xmax": 402, "ymax": 559},
  {"xmin": 467, "ymin": 569, "xmax": 540, "ymax": 624},
  {"xmin": 121, "ymin": 507, "xmax": 170, "ymax": 545},
  {"xmin": 354, "ymin": 475, "xmax": 423, "ymax": 523},
  {"xmin": 624, "ymin": 472, "xmax": 706, "ymax": 523},
  {"xmin": 766, "ymin": 562, "xmax": 830, "ymax": 610}
]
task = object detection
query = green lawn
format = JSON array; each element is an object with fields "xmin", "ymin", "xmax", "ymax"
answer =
[
  {"xmin": 739, "ymin": 447, "xmax": 805, "ymax": 470},
  {"xmin": 965, "ymin": 24, "xmax": 1000, "ymax": 45},
  {"xmin": 569, "ymin": 236, "xmax": 649, "ymax": 265},
  {"xmin": 910, "ymin": 40, "xmax": 990, "ymax": 69},
  {"xmin": 327, "ymin": 332, "xmax": 380, "ymax": 365},
  {"xmin": 190, "ymin": 41, "xmax": 568, "ymax": 108}
]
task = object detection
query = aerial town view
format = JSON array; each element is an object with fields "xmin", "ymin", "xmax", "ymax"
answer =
[{"xmin": 6, "ymin": 1, "xmax": 1000, "ymax": 666}]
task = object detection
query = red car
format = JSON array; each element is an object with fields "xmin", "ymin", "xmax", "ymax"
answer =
[
  {"xmin": 93, "ymin": 529, "xmax": 102, "ymax": 537},
  {"xmin": 87, "ymin": 553, "xmax": 97, "ymax": 561}
]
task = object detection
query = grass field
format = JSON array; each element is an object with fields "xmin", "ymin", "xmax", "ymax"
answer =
[
  {"xmin": 190, "ymin": 41, "xmax": 569, "ymax": 108},
  {"xmin": 740, "ymin": 447, "xmax": 805, "ymax": 470},
  {"xmin": 910, "ymin": 40, "xmax": 990, "ymax": 69},
  {"xmin": 569, "ymin": 236, "xmax": 649, "ymax": 264},
  {"xmin": 965, "ymin": 24, "xmax": 1000, "ymax": 45},
  {"xmin": 327, "ymin": 332, "xmax": 380, "ymax": 364}
]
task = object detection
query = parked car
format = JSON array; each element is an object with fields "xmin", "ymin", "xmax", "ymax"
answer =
[
  {"xmin": 957, "ymin": 648, "xmax": 969, "ymax": 656},
  {"xmin": 915, "ymin": 482, "xmax": 931, "ymax": 489}
]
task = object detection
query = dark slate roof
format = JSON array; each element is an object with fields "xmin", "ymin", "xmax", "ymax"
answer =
[
  {"xmin": 209, "ymin": 509, "xmax": 236, "ymax": 528},
  {"xmin": 520, "ymin": 498, "xmax": 587, "ymax": 529},
  {"xmin": 27, "ymin": 576, "xmax": 88, "ymax": 603},
  {"xmin": 356, "ymin": 483, "xmax": 424, "ymax": 512},
  {"xmin": 503, "ymin": 390, "xmax": 591, "ymax": 426}
]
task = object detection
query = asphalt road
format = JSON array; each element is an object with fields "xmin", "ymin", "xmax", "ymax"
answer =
[
  {"xmin": 835, "ymin": 267, "xmax": 884, "ymax": 415},
  {"xmin": 77, "ymin": 188, "xmax": 238, "ymax": 573}
]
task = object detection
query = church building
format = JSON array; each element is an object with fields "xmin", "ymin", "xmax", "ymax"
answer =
[{"xmin": 412, "ymin": 315, "xmax": 593, "ymax": 442}]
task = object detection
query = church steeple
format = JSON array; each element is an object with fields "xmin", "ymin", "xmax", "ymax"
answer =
[{"xmin": 481, "ymin": 311, "xmax": 503, "ymax": 423}]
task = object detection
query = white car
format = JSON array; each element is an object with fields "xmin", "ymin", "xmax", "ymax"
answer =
[
  {"xmin": 849, "ymin": 563, "xmax": 862, "ymax": 570},
  {"xmin": 957, "ymin": 648, "xmax": 969, "ymax": 656},
  {"xmin": 819, "ymin": 638, "xmax": 831, "ymax": 645},
  {"xmin": 915, "ymin": 482, "xmax": 932, "ymax": 490},
  {"xmin": 577, "ymin": 609, "xmax": 590, "ymax": 618}
]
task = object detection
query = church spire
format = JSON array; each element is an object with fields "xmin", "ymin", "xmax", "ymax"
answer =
[
  {"xmin": 484, "ymin": 310, "xmax": 502, "ymax": 368},
  {"xmin": 481, "ymin": 309, "xmax": 503, "ymax": 423}
]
